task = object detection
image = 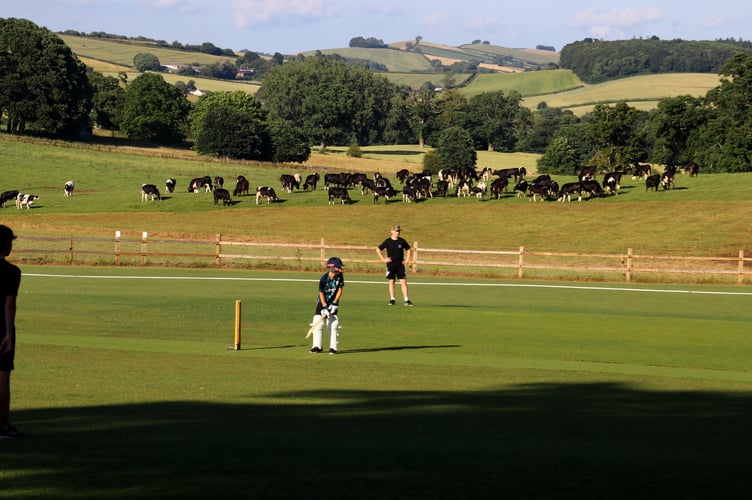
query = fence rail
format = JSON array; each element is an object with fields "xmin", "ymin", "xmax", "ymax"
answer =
[{"xmin": 10, "ymin": 231, "xmax": 752, "ymax": 285}]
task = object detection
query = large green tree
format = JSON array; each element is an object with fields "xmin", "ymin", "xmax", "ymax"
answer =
[
  {"xmin": 584, "ymin": 103, "xmax": 650, "ymax": 169},
  {"xmin": 0, "ymin": 18, "xmax": 92, "ymax": 137},
  {"xmin": 650, "ymin": 95, "xmax": 709, "ymax": 167},
  {"xmin": 437, "ymin": 126, "xmax": 477, "ymax": 171},
  {"xmin": 120, "ymin": 73, "xmax": 190, "ymax": 144},
  {"xmin": 464, "ymin": 90, "xmax": 524, "ymax": 152},
  {"xmin": 190, "ymin": 90, "xmax": 270, "ymax": 160},
  {"xmin": 88, "ymin": 71, "xmax": 126, "ymax": 133}
]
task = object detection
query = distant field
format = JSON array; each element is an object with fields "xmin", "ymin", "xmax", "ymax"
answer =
[
  {"xmin": 524, "ymin": 73, "xmax": 723, "ymax": 113},
  {"xmin": 462, "ymin": 69, "xmax": 583, "ymax": 98},
  {"xmin": 302, "ymin": 46, "xmax": 434, "ymax": 72}
]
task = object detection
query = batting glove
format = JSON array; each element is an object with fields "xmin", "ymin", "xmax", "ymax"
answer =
[
  {"xmin": 320, "ymin": 308, "xmax": 329, "ymax": 318},
  {"xmin": 328, "ymin": 303, "xmax": 338, "ymax": 315}
]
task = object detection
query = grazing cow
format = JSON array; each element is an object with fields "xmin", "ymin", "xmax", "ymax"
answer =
[
  {"xmin": 579, "ymin": 179, "xmax": 603, "ymax": 199},
  {"xmin": 436, "ymin": 180, "xmax": 449, "ymax": 198},
  {"xmin": 528, "ymin": 175, "xmax": 557, "ymax": 202},
  {"xmin": 470, "ymin": 182, "xmax": 487, "ymax": 201},
  {"xmin": 489, "ymin": 177, "xmax": 508, "ymax": 199},
  {"xmin": 479, "ymin": 167, "xmax": 493, "ymax": 181},
  {"xmin": 360, "ymin": 178, "xmax": 377, "ymax": 195},
  {"xmin": 213, "ymin": 188, "xmax": 231, "ymax": 206},
  {"xmin": 16, "ymin": 193, "xmax": 39, "ymax": 210},
  {"xmin": 233, "ymin": 175, "xmax": 250, "ymax": 196},
  {"xmin": 645, "ymin": 174, "xmax": 661, "ymax": 192},
  {"xmin": 408, "ymin": 176, "xmax": 432, "ymax": 199},
  {"xmin": 279, "ymin": 174, "xmax": 300, "ymax": 193},
  {"xmin": 577, "ymin": 165, "xmax": 597, "ymax": 181},
  {"xmin": 557, "ymin": 182, "xmax": 583, "ymax": 202},
  {"xmin": 303, "ymin": 173, "xmax": 320, "ymax": 191},
  {"xmin": 401, "ymin": 185, "xmax": 418, "ymax": 203},
  {"xmin": 372, "ymin": 186, "xmax": 396, "ymax": 204},
  {"xmin": 438, "ymin": 168, "xmax": 458, "ymax": 189},
  {"xmin": 1, "ymin": 190, "xmax": 20, "ymax": 208},
  {"xmin": 165, "ymin": 178, "xmax": 176, "ymax": 193},
  {"xmin": 492, "ymin": 167, "xmax": 525, "ymax": 183},
  {"xmin": 64, "ymin": 180, "xmax": 75, "ymax": 197},
  {"xmin": 141, "ymin": 184, "xmax": 161, "ymax": 201},
  {"xmin": 327, "ymin": 187, "xmax": 352, "ymax": 205},
  {"xmin": 514, "ymin": 179, "xmax": 528, "ymax": 198},
  {"xmin": 456, "ymin": 179, "xmax": 472, "ymax": 197},
  {"xmin": 214, "ymin": 176, "xmax": 224, "ymax": 190},
  {"xmin": 632, "ymin": 163, "xmax": 652, "ymax": 180},
  {"xmin": 661, "ymin": 166, "xmax": 677, "ymax": 190},
  {"xmin": 188, "ymin": 176, "xmax": 212, "ymax": 193},
  {"xmin": 688, "ymin": 163, "xmax": 699, "ymax": 177},
  {"xmin": 255, "ymin": 186, "xmax": 278, "ymax": 204},
  {"xmin": 602, "ymin": 172, "xmax": 623, "ymax": 195},
  {"xmin": 324, "ymin": 173, "xmax": 345, "ymax": 190}
]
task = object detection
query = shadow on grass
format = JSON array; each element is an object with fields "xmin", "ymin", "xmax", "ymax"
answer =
[{"xmin": 5, "ymin": 383, "xmax": 751, "ymax": 498}]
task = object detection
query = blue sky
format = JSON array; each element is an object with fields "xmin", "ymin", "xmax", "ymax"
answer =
[{"xmin": 7, "ymin": 1, "xmax": 751, "ymax": 54}]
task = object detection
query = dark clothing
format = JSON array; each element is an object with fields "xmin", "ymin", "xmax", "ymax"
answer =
[
  {"xmin": 316, "ymin": 271, "xmax": 344, "ymax": 314},
  {"xmin": 378, "ymin": 237, "xmax": 411, "ymax": 265},
  {"xmin": 0, "ymin": 259, "xmax": 21, "ymax": 372}
]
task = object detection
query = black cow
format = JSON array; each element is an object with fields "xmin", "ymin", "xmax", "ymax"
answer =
[
  {"xmin": 490, "ymin": 177, "xmax": 508, "ymax": 199},
  {"xmin": 580, "ymin": 179, "xmax": 604, "ymax": 198},
  {"xmin": 233, "ymin": 175, "xmax": 250, "ymax": 196},
  {"xmin": 360, "ymin": 178, "xmax": 377, "ymax": 195},
  {"xmin": 214, "ymin": 176, "xmax": 224, "ymax": 189},
  {"xmin": 213, "ymin": 188, "xmax": 231, "ymax": 206},
  {"xmin": 303, "ymin": 173, "xmax": 320, "ymax": 191},
  {"xmin": 436, "ymin": 180, "xmax": 449, "ymax": 198},
  {"xmin": 324, "ymin": 173, "xmax": 346, "ymax": 190},
  {"xmin": 255, "ymin": 186, "xmax": 278, "ymax": 204},
  {"xmin": 372, "ymin": 186, "xmax": 396, "ymax": 204},
  {"xmin": 165, "ymin": 178, "xmax": 176, "ymax": 193},
  {"xmin": 557, "ymin": 182, "xmax": 583, "ymax": 202},
  {"xmin": 64, "ymin": 180, "xmax": 75, "ymax": 197},
  {"xmin": 141, "ymin": 184, "xmax": 160, "ymax": 201},
  {"xmin": 632, "ymin": 163, "xmax": 652, "ymax": 180},
  {"xmin": 514, "ymin": 179, "xmax": 529, "ymax": 197},
  {"xmin": 395, "ymin": 169, "xmax": 411, "ymax": 184},
  {"xmin": 1, "ymin": 190, "xmax": 19, "ymax": 208},
  {"xmin": 645, "ymin": 174, "xmax": 661, "ymax": 192},
  {"xmin": 492, "ymin": 167, "xmax": 526, "ymax": 182},
  {"xmin": 328, "ymin": 187, "xmax": 352, "ymax": 205},
  {"xmin": 688, "ymin": 164, "xmax": 699, "ymax": 177},
  {"xmin": 577, "ymin": 165, "xmax": 597, "ymax": 181}
]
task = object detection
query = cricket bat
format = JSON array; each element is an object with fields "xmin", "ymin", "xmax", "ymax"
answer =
[{"xmin": 305, "ymin": 314, "xmax": 326, "ymax": 339}]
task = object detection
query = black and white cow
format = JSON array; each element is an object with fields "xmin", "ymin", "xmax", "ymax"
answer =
[
  {"xmin": 580, "ymin": 179, "xmax": 603, "ymax": 199},
  {"xmin": 16, "ymin": 193, "xmax": 39, "ymax": 210},
  {"xmin": 436, "ymin": 180, "xmax": 449, "ymax": 198},
  {"xmin": 233, "ymin": 175, "xmax": 250, "ymax": 196},
  {"xmin": 188, "ymin": 176, "xmax": 212, "ymax": 193},
  {"xmin": 279, "ymin": 174, "xmax": 300, "ymax": 193},
  {"xmin": 213, "ymin": 188, "xmax": 231, "ymax": 206},
  {"xmin": 687, "ymin": 163, "xmax": 699, "ymax": 177},
  {"xmin": 661, "ymin": 166, "xmax": 677, "ymax": 190},
  {"xmin": 214, "ymin": 176, "xmax": 224, "ymax": 190},
  {"xmin": 360, "ymin": 178, "xmax": 377, "ymax": 195},
  {"xmin": 327, "ymin": 187, "xmax": 352, "ymax": 205},
  {"xmin": 372, "ymin": 186, "xmax": 396, "ymax": 204},
  {"xmin": 470, "ymin": 182, "xmax": 487, "ymax": 201},
  {"xmin": 632, "ymin": 163, "xmax": 652, "ymax": 180},
  {"xmin": 165, "ymin": 178, "xmax": 176, "ymax": 193},
  {"xmin": 303, "ymin": 173, "xmax": 320, "ymax": 191},
  {"xmin": 513, "ymin": 179, "xmax": 529, "ymax": 198},
  {"xmin": 645, "ymin": 174, "xmax": 661, "ymax": 192},
  {"xmin": 577, "ymin": 165, "xmax": 598, "ymax": 181},
  {"xmin": 492, "ymin": 167, "xmax": 525, "ymax": 183},
  {"xmin": 255, "ymin": 186, "xmax": 278, "ymax": 204},
  {"xmin": 64, "ymin": 180, "xmax": 75, "ymax": 197},
  {"xmin": 602, "ymin": 172, "xmax": 623, "ymax": 195},
  {"xmin": 141, "ymin": 184, "xmax": 161, "ymax": 201},
  {"xmin": 557, "ymin": 182, "xmax": 583, "ymax": 202},
  {"xmin": 1, "ymin": 190, "xmax": 19, "ymax": 208}
]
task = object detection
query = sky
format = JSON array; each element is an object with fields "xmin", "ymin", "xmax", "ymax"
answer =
[{"xmin": 5, "ymin": 1, "xmax": 751, "ymax": 55}]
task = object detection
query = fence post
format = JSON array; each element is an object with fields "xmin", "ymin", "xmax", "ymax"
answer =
[
  {"xmin": 215, "ymin": 234, "xmax": 222, "ymax": 268},
  {"xmin": 739, "ymin": 250, "xmax": 744, "ymax": 285},
  {"xmin": 68, "ymin": 235, "xmax": 74, "ymax": 264},
  {"xmin": 141, "ymin": 231, "xmax": 148, "ymax": 266},
  {"xmin": 518, "ymin": 246, "xmax": 524, "ymax": 279},
  {"xmin": 626, "ymin": 247, "xmax": 633, "ymax": 283},
  {"xmin": 412, "ymin": 241, "xmax": 418, "ymax": 273},
  {"xmin": 115, "ymin": 231, "xmax": 121, "ymax": 266}
]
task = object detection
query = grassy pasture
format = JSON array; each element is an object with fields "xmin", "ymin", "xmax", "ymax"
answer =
[
  {"xmin": 462, "ymin": 69, "xmax": 583, "ymax": 98},
  {"xmin": 4, "ymin": 265, "xmax": 751, "ymax": 498},
  {"xmin": 302, "ymin": 47, "xmax": 435, "ymax": 73},
  {"xmin": 524, "ymin": 73, "xmax": 723, "ymax": 114},
  {"xmin": 2, "ymin": 136, "xmax": 752, "ymax": 282}
]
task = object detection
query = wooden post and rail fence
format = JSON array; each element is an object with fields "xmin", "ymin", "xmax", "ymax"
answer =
[{"xmin": 10, "ymin": 231, "xmax": 752, "ymax": 285}]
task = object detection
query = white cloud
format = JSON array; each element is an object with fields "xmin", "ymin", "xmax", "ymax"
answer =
[
  {"xmin": 231, "ymin": 0, "xmax": 341, "ymax": 27},
  {"xmin": 574, "ymin": 6, "xmax": 665, "ymax": 40},
  {"xmin": 422, "ymin": 11, "xmax": 450, "ymax": 30}
]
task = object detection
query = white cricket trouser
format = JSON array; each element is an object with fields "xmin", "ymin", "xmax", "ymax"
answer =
[{"xmin": 311, "ymin": 314, "xmax": 339, "ymax": 350}]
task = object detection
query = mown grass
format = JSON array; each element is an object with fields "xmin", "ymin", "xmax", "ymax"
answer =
[{"xmin": 4, "ymin": 265, "xmax": 751, "ymax": 498}]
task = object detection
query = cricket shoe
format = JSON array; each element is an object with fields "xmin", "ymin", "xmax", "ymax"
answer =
[
  {"xmin": 404, "ymin": 300, "xmax": 414, "ymax": 306},
  {"xmin": 329, "ymin": 348, "xmax": 338, "ymax": 355},
  {"xmin": 309, "ymin": 346, "xmax": 322, "ymax": 353},
  {"xmin": 388, "ymin": 299, "xmax": 396, "ymax": 306}
]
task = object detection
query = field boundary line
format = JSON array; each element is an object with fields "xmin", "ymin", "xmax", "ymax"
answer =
[{"xmin": 24, "ymin": 273, "xmax": 752, "ymax": 296}]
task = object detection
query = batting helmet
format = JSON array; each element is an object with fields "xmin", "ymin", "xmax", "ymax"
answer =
[{"xmin": 326, "ymin": 257, "xmax": 344, "ymax": 268}]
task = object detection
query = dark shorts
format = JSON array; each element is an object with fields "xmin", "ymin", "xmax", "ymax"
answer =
[
  {"xmin": 0, "ymin": 347, "xmax": 14, "ymax": 372},
  {"xmin": 386, "ymin": 265, "xmax": 406, "ymax": 280}
]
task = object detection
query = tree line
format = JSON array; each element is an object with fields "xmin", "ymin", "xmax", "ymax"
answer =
[
  {"xmin": 559, "ymin": 37, "xmax": 752, "ymax": 84},
  {"xmin": 2, "ymin": 18, "xmax": 752, "ymax": 173}
]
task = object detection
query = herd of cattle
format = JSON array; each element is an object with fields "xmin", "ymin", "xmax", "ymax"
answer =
[{"xmin": 1, "ymin": 163, "xmax": 690, "ymax": 212}]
